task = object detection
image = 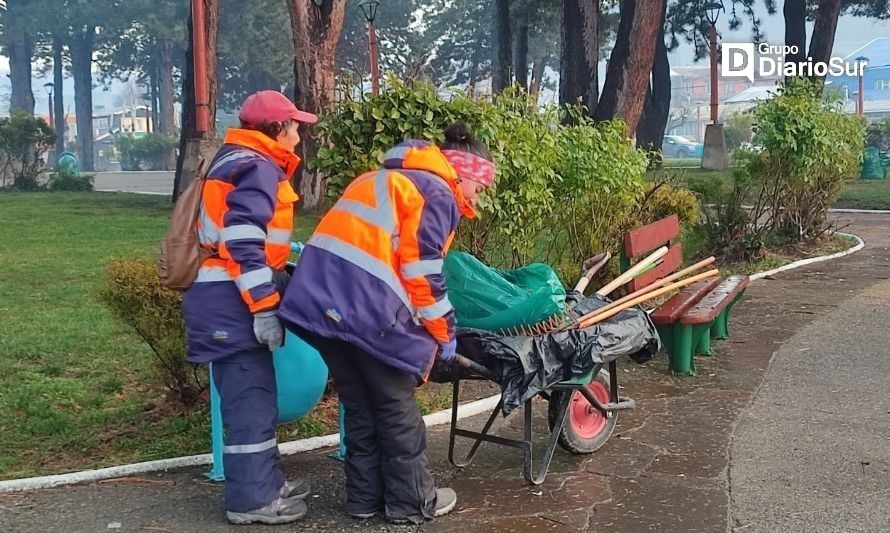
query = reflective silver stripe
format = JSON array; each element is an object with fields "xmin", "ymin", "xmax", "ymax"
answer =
[
  {"xmin": 223, "ymin": 437, "xmax": 278, "ymax": 455},
  {"xmin": 418, "ymin": 295, "xmax": 452, "ymax": 320},
  {"xmin": 267, "ymin": 228, "xmax": 292, "ymax": 244},
  {"xmin": 208, "ymin": 150, "xmax": 254, "ymax": 176},
  {"xmin": 197, "ymin": 205, "xmax": 220, "ymax": 245},
  {"xmin": 195, "ymin": 266, "xmax": 232, "ymax": 283},
  {"xmin": 220, "ymin": 224, "xmax": 266, "ymax": 243},
  {"xmin": 235, "ymin": 267, "xmax": 272, "ymax": 292},
  {"xmin": 308, "ymin": 234, "xmax": 415, "ymax": 312},
  {"xmin": 330, "ymin": 170, "xmax": 396, "ymax": 234},
  {"xmin": 401, "ymin": 259, "xmax": 444, "ymax": 279},
  {"xmin": 383, "ymin": 146, "xmax": 411, "ymax": 161}
]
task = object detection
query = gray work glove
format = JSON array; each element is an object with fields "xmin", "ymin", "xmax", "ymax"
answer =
[{"xmin": 253, "ymin": 310, "xmax": 284, "ymax": 352}]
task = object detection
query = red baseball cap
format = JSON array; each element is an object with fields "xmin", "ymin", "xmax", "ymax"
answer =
[{"xmin": 238, "ymin": 90, "xmax": 318, "ymax": 126}]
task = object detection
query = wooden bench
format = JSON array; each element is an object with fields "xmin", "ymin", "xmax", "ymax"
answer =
[{"xmin": 620, "ymin": 215, "xmax": 749, "ymax": 375}]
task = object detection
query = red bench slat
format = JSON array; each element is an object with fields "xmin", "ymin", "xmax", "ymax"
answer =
[
  {"xmin": 623, "ymin": 214, "xmax": 680, "ymax": 259},
  {"xmin": 680, "ymin": 275, "xmax": 749, "ymax": 325},
  {"xmin": 629, "ymin": 243, "xmax": 683, "ymax": 292},
  {"xmin": 649, "ymin": 277, "xmax": 722, "ymax": 325}
]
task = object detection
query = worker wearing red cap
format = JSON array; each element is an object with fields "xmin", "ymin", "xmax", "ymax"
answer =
[{"xmin": 182, "ymin": 90, "xmax": 317, "ymax": 525}]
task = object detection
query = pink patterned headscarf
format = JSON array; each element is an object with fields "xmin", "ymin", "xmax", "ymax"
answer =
[{"xmin": 441, "ymin": 150, "xmax": 496, "ymax": 188}]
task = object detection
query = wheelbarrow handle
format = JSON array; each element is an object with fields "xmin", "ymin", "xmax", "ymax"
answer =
[{"xmin": 454, "ymin": 354, "xmax": 499, "ymax": 382}]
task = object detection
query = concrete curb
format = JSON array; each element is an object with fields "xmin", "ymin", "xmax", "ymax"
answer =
[
  {"xmin": 0, "ymin": 230, "xmax": 866, "ymax": 493},
  {"xmin": 749, "ymin": 231, "xmax": 864, "ymax": 281},
  {"xmin": 95, "ymin": 189, "xmax": 170, "ymax": 196}
]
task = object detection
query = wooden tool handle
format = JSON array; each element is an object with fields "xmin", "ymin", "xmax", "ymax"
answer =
[
  {"xmin": 595, "ymin": 256, "xmax": 716, "ymax": 315},
  {"xmin": 572, "ymin": 253, "xmax": 612, "ymax": 294},
  {"xmin": 578, "ymin": 268, "xmax": 720, "ymax": 328},
  {"xmin": 595, "ymin": 246, "xmax": 668, "ymax": 297}
]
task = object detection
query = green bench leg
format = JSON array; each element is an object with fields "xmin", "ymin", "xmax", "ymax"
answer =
[
  {"xmin": 693, "ymin": 323, "xmax": 714, "ymax": 356},
  {"xmin": 712, "ymin": 290, "xmax": 745, "ymax": 340},
  {"xmin": 667, "ymin": 323, "xmax": 695, "ymax": 376}
]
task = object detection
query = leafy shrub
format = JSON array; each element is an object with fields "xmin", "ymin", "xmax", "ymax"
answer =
[
  {"xmin": 100, "ymin": 259, "xmax": 206, "ymax": 407},
  {"xmin": 748, "ymin": 79, "xmax": 864, "ymax": 240},
  {"xmin": 0, "ymin": 111, "xmax": 56, "ymax": 190},
  {"xmin": 313, "ymin": 81, "xmax": 689, "ymax": 284},
  {"xmin": 48, "ymin": 168, "xmax": 94, "ymax": 191},
  {"xmin": 546, "ymin": 112, "xmax": 649, "ymax": 282},
  {"xmin": 723, "ymin": 112, "xmax": 755, "ymax": 151},
  {"xmin": 117, "ymin": 133, "xmax": 177, "ymax": 171},
  {"xmin": 637, "ymin": 179, "xmax": 701, "ymax": 226},
  {"xmin": 694, "ymin": 79, "xmax": 865, "ymax": 260}
]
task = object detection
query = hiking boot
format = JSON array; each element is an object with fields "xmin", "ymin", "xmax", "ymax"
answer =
[
  {"xmin": 226, "ymin": 497, "xmax": 308, "ymax": 525},
  {"xmin": 280, "ymin": 479, "xmax": 311, "ymax": 500},
  {"xmin": 386, "ymin": 488, "xmax": 457, "ymax": 524}
]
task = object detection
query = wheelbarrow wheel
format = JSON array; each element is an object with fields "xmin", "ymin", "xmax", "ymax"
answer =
[{"xmin": 547, "ymin": 370, "xmax": 617, "ymax": 454}]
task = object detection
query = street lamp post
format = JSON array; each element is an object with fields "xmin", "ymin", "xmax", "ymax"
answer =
[
  {"xmin": 704, "ymin": 2, "xmax": 723, "ymax": 124},
  {"xmin": 856, "ymin": 56, "xmax": 868, "ymax": 116},
  {"xmin": 44, "ymin": 82, "xmax": 55, "ymax": 130},
  {"xmin": 701, "ymin": 1, "xmax": 729, "ymax": 170},
  {"xmin": 359, "ymin": 0, "xmax": 381, "ymax": 96}
]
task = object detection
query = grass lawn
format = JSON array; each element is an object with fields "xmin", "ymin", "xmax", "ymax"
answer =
[
  {"xmin": 835, "ymin": 178, "xmax": 890, "ymax": 210},
  {"xmin": 0, "ymin": 192, "xmax": 330, "ymax": 480}
]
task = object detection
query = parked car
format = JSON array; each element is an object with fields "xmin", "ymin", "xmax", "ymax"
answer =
[{"xmin": 662, "ymin": 135, "xmax": 703, "ymax": 158}]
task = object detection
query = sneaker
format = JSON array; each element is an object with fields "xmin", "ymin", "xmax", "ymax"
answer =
[
  {"xmin": 280, "ymin": 479, "xmax": 311, "ymax": 500},
  {"xmin": 349, "ymin": 510, "xmax": 380, "ymax": 520},
  {"xmin": 386, "ymin": 488, "xmax": 457, "ymax": 524},
  {"xmin": 433, "ymin": 487, "xmax": 457, "ymax": 517},
  {"xmin": 226, "ymin": 497, "xmax": 308, "ymax": 525}
]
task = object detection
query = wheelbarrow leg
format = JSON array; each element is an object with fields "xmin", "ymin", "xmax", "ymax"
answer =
[
  {"xmin": 449, "ymin": 378, "xmax": 505, "ymax": 468},
  {"xmin": 523, "ymin": 390, "xmax": 572, "ymax": 485}
]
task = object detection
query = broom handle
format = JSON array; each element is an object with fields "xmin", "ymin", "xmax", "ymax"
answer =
[
  {"xmin": 587, "ymin": 256, "xmax": 717, "ymax": 318},
  {"xmin": 595, "ymin": 246, "xmax": 668, "ymax": 297},
  {"xmin": 577, "ymin": 269, "xmax": 720, "ymax": 329}
]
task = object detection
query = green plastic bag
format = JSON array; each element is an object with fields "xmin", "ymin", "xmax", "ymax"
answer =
[
  {"xmin": 860, "ymin": 146, "xmax": 885, "ymax": 180},
  {"xmin": 443, "ymin": 251, "xmax": 566, "ymax": 331}
]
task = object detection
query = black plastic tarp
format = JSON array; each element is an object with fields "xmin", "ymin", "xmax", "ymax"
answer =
[{"xmin": 431, "ymin": 293, "xmax": 661, "ymax": 413}]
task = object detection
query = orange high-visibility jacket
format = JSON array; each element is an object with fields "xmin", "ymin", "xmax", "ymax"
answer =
[
  {"xmin": 182, "ymin": 129, "xmax": 300, "ymax": 363},
  {"xmin": 278, "ymin": 140, "xmax": 476, "ymax": 379}
]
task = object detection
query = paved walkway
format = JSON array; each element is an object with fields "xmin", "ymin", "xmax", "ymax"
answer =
[
  {"xmin": 93, "ymin": 171, "xmax": 174, "ymax": 195},
  {"xmin": 3, "ymin": 213, "xmax": 889, "ymax": 533}
]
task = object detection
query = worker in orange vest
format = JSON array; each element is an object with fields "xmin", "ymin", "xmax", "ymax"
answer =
[
  {"xmin": 183, "ymin": 90, "xmax": 316, "ymax": 525},
  {"xmin": 279, "ymin": 122, "xmax": 496, "ymax": 524}
]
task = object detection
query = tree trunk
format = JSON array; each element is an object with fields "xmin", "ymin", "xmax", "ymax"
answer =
[
  {"xmin": 158, "ymin": 39, "xmax": 177, "ymax": 170},
  {"xmin": 807, "ymin": 0, "xmax": 843, "ymax": 70},
  {"xmin": 53, "ymin": 35, "xmax": 65, "ymax": 156},
  {"xmin": 784, "ymin": 0, "xmax": 807, "ymax": 65},
  {"xmin": 559, "ymin": 0, "xmax": 599, "ymax": 113},
  {"xmin": 512, "ymin": 0, "xmax": 530, "ymax": 89},
  {"xmin": 636, "ymin": 3, "xmax": 670, "ymax": 151},
  {"xmin": 70, "ymin": 30, "xmax": 95, "ymax": 171},
  {"xmin": 149, "ymin": 64, "xmax": 158, "ymax": 134},
  {"xmin": 594, "ymin": 0, "xmax": 665, "ymax": 136},
  {"xmin": 492, "ymin": 0, "xmax": 512, "ymax": 93},
  {"xmin": 287, "ymin": 0, "xmax": 346, "ymax": 211},
  {"xmin": 173, "ymin": 0, "xmax": 220, "ymax": 200},
  {"xmin": 529, "ymin": 56, "xmax": 547, "ymax": 102},
  {"xmin": 7, "ymin": 13, "xmax": 35, "ymax": 115}
]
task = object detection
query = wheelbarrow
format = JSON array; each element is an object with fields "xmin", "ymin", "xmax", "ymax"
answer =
[
  {"xmin": 205, "ymin": 242, "xmax": 329, "ymax": 481},
  {"xmin": 444, "ymin": 253, "xmax": 653, "ymax": 485},
  {"xmin": 446, "ymin": 354, "xmax": 635, "ymax": 485}
]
